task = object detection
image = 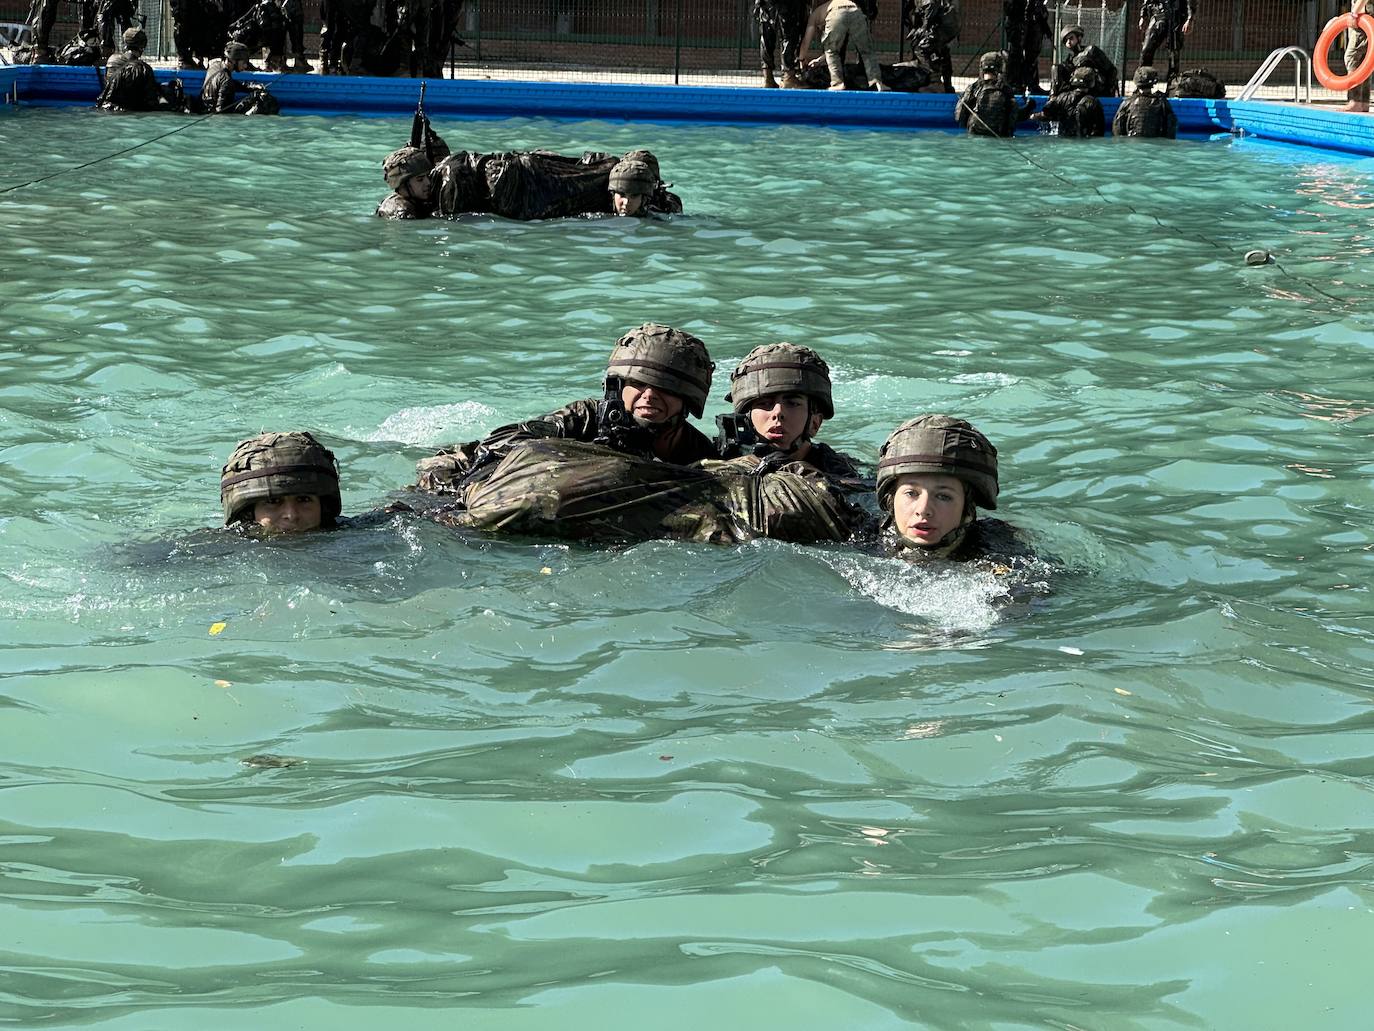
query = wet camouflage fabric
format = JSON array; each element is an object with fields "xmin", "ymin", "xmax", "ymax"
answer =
[
  {"xmin": 1111, "ymin": 92, "xmax": 1177, "ymax": 137},
  {"xmin": 881, "ymin": 516, "xmax": 1032, "ymax": 563},
  {"xmin": 955, "ymin": 78, "xmax": 1034, "ymax": 136},
  {"xmin": 1001, "ymin": 0, "xmax": 1050, "ymax": 91},
  {"xmin": 415, "ymin": 398, "xmax": 718, "ymax": 494},
  {"xmin": 902, "ymin": 0, "xmax": 960, "ymax": 90},
  {"xmin": 754, "ymin": 0, "xmax": 807, "ymax": 73},
  {"xmin": 797, "ymin": 58, "xmax": 933, "ymax": 91},
  {"xmin": 97, "ymin": 52, "xmax": 165, "ymax": 110},
  {"xmin": 1050, "ymin": 43, "xmax": 1119, "ymax": 96},
  {"xmin": 1167, "ymin": 67, "xmax": 1226, "ymax": 98},
  {"xmin": 440, "ymin": 439, "xmax": 869, "ymax": 545},
  {"xmin": 1038, "ymin": 87, "xmax": 1105, "ymax": 137},
  {"xmin": 1139, "ymin": 0, "xmax": 1194, "ymax": 74}
]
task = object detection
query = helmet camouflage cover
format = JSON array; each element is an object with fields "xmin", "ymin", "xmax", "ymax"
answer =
[
  {"xmin": 1060, "ymin": 23, "xmax": 1084, "ymax": 43},
  {"xmin": 979, "ymin": 51, "xmax": 1005, "ymax": 72},
  {"xmin": 876, "ymin": 414, "xmax": 999, "ymax": 510},
  {"xmin": 1134, "ymin": 65, "xmax": 1160, "ymax": 87},
  {"xmin": 619, "ymin": 149, "xmax": 662, "ymax": 182},
  {"xmin": 605, "ymin": 323, "xmax": 714, "ymax": 419},
  {"xmin": 1070, "ymin": 65, "xmax": 1096, "ymax": 87},
  {"xmin": 220, "ymin": 431, "xmax": 341, "ymax": 525},
  {"xmin": 608, "ymin": 158, "xmax": 656, "ymax": 196},
  {"xmin": 726, "ymin": 342, "xmax": 835, "ymax": 420},
  {"xmin": 123, "ymin": 26, "xmax": 147, "ymax": 49},
  {"xmin": 224, "ymin": 40, "xmax": 250, "ymax": 61},
  {"xmin": 382, "ymin": 146, "xmax": 433, "ymax": 189}
]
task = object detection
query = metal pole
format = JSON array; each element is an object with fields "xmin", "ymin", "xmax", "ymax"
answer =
[
  {"xmin": 674, "ymin": 0, "xmax": 683, "ymax": 84},
  {"xmin": 1121, "ymin": 0, "xmax": 1130, "ymax": 93}
]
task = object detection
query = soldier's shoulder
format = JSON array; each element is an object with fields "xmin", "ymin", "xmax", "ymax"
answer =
[{"xmin": 376, "ymin": 193, "xmax": 421, "ymax": 219}]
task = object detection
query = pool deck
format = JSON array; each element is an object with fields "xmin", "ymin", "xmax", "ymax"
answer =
[{"xmin": 4, "ymin": 62, "xmax": 1373, "ymax": 157}]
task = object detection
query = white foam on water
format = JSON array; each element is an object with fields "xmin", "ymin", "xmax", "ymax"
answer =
[
  {"xmin": 365, "ymin": 402, "xmax": 498, "ymax": 446},
  {"xmin": 826, "ymin": 553, "xmax": 1014, "ymax": 633}
]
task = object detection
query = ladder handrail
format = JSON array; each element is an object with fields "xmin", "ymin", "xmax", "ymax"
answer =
[{"xmin": 1238, "ymin": 46, "xmax": 1312, "ymax": 103}]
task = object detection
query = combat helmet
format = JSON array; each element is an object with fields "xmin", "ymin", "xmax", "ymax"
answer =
[
  {"xmin": 608, "ymin": 158, "xmax": 656, "ymax": 197},
  {"xmin": 220, "ymin": 431, "xmax": 341, "ymax": 525},
  {"xmin": 1134, "ymin": 65, "xmax": 1160, "ymax": 90},
  {"xmin": 225, "ymin": 40, "xmax": 250, "ymax": 62},
  {"xmin": 726, "ymin": 342, "xmax": 834, "ymax": 420},
  {"xmin": 979, "ymin": 51, "xmax": 1005, "ymax": 74},
  {"xmin": 122, "ymin": 26, "xmax": 147, "ymax": 50},
  {"xmin": 620, "ymin": 149, "xmax": 662, "ymax": 182},
  {"xmin": 1069, "ymin": 65, "xmax": 1097, "ymax": 89},
  {"xmin": 605, "ymin": 323, "xmax": 714, "ymax": 419},
  {"xmin": 876, "ymin": 415, "xmax": 998, "ymax": 511},
  {"xmin": 382, "ymin": 146, "xmax": 433, "ymax": 189},
  {"xmin": 1060, "ymin": 23, "xmax": 1084, "ymax": 44}
]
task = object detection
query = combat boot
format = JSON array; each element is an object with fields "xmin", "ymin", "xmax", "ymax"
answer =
[
  {"xmin": 763, "ymin": 68, "xmax": 779, "ymax": 88},
  {"xmin": 780, "ymin": 67, "xmax": 802, "ymax": 88},
  {"xmin": 290, "ymin": 52, "xmax": 311, "ymax": 72},
  {"xmin": 825, "ymin": 51, "xmax": 846, "ymax": 89}
]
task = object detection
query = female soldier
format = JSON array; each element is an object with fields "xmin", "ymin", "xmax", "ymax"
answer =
[
  {"xmin": 876, "ymin": 415, "xmax": 1029, "ymax": 561},
  {"xmin": 220, "ymin": 431, "xmax": 341, "ymax": 534}
]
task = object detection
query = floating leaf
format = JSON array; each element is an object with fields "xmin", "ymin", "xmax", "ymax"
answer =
[{"xmin": 209, "ymin": 622, "xmax": 227, "ymax": 636}]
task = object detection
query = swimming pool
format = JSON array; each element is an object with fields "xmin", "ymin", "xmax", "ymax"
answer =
[{"xmin": 2, "ymin": 108, "xmax": 1374, "ymax": 1028}]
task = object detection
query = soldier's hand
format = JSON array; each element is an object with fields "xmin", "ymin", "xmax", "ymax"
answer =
[{"xmin": 1181, "ymin": 18, "xmax": 1192, "ymax": 32}]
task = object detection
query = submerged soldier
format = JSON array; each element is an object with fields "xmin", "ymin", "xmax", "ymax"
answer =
[
  {"xmin": 716, "ymin": 343, "xmax": 860, "ymax": 480},
  {"xmin": 96, "ymin": 27, "xmax": 167, "ymax": 111},
  {"xmin": 877, "ymin": 415, "xmax": 1029, "ymax": 562},
  {"xmin": 221, "ymin": 431, "xmax": 342, "ymax": 534},
  {"xmin": 956, "ymin": 52, "xmax": 1035, "ymax": 136},
  {"xmin": 1050, "ymin": 24, "xmax": 1118, "ymax": 96},
  {"xmin": 1032, "ymin": 66, "xmax": 1105, "ymax": 137},
  {"xmin": 754, "ymin": 0, "xmax": 808, "ymax": 88},
  {"xmin": 377, "ymin": 141, "xmax": 679, "ymax": 221},
  {"xmin": 797, "ymin": 0, "xmax": 887, "ymax": 91},
  {"xmin": 1002, "ymin": 0, "xmax": 1050, "ymax": 93},
  {"xmin": 1138, "ymin": 0, "xmax": 1193, "ymax": 80},
  {"xmin": 202, "ymin": 40, "xmax": 279, "ymax": 112},
  {"xmin": 902, "ymin": 0, "xmax": 960, "ymax": 92},
  {"xmin": 415, "ymin": 323, "xmax": 718, "ymax": 494},
  {"xmin": 1112, "ymin": 65, "xmax": 1177, "ymax": 138}
]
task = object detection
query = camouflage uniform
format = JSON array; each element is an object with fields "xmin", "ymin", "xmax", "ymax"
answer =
[
  {"xmin": 1050, "ymin": 25, "xmax": 1118, "ymax": 96},
  {"xmin": 1139, "ymin": 0, "xmax": 1194, "ymax": 79},
  {"xmin": 416, "ymin": 323, "xmax": 718, "ymax": 494},
  {"xmin": 58, "ymin": 29, "xmax": 104, "ymax": 65},
  {"xmin": 202, "ymin": 41, "xmax": 278, "ymax": 112},
  {"xmin": 1002, "ymin": 0, "xmax": 1050, "ymax": 92},
  {"xmin": 97, "ymin": 28, "xmax": 165, "ymax": 110},
  {"xmin": 220, "ymin": 431, "xmax": 342, "ymax": 526},
  {"xmin": 1111, "ymin": 66, "xmax": 1177, "ymax": 137},
  {"xmin": 754, "ymin": 0, "xmax": 808, "ymax": 87},
  {"xmin": 27, "ymin": 0, "xmax": 61, "ymax": 61},
  {"xmin": 437, "ymin": 438, "xmax": 865, "ymax": 546},
  {"xmin": 956, "ymin": 52, "xmax": 1036, "ymax": 135},
  {"xmin": 1035, "ymin": 66, "xmax": 1105, "ymax": 136},
  {"xmin": 876, "ymin": 414, "xmax": 1030, "ymax": 562},
  {"xmin": 902, "ymin": 0, "xmax": 960, "ymax": 92}
]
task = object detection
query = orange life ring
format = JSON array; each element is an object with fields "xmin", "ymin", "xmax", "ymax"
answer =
[{"xmin": 1314, "ymin": 12, "xmax": 1374, "ymax": 91}]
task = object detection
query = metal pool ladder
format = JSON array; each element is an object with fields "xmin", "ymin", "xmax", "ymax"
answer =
[{"xmin": 1238, "ymin": 47, "xmax": 1313, "ymax": 103}]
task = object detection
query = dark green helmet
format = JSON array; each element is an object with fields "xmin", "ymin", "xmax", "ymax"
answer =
[
  {"xmin": 979, "ymin": 51, "xmax": 1005, "ymax": 73},
  {"xmin": 382, "ymin": 146, "xmax": 432, "ymax": 189},
  {"xmin": 1134, "ymin": 65, "xmax": 1160, "ymax": 89},
  {"xmin": 1060, "ymin": 23, "xmax": 1084, "ymax": 44},
  {"xmin": 876, "ymin": 415, "xmax": 999, "ymax": 510},
  {"xmin": 620, "ymin": 149, "xmax": 662, "ymax": 182},
  {"xmin": 224, "ymin": 40, "xmax": 250, "ymax": 61},
  {"xmin": 726, "ymin": 342, "xmax": 835, "ymax": 420},
  {"xmin": 1070, "ymin": 65, "xmax": 1096, "ymax": 88},
  {"xmin": 605, "ymin": 323, "xmax": 714, "ymax": 419},
  {"xmin": 608, "ymin": 158, "xmax": 656, "ymax": 197},
  {"xmin": 122, "ymin": 27, "xmax": 147, "ymax": 50},
  {"xmin": 220, "ymin": 431, "xmax": 341, "ymax": 525}
]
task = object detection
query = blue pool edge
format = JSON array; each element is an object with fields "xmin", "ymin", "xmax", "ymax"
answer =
[{"xmin": 4, "ymin": 63, "xmax": 1374, "ymax": 156}]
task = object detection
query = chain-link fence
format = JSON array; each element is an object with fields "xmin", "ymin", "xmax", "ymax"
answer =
[{"xmin": 0, "ymin": 0, "xmax": 1357, "ymax": 98}]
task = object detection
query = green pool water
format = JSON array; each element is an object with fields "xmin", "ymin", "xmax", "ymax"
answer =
[{"xmin": 3, "ymin": 108, "xmax": 1374, "ymax": 1029}]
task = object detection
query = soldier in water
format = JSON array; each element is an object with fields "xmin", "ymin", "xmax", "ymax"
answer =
[
  {"xmin": 96, "ymin": 27, "xmax": 168, "ymax": 111},
  {"xmin": 221, "ymin": 432, "xmax": 343, "ymax": 534},
  {"xmin": 754, "ymin": 0, "xmax": 809, "ymax": 88},
  {"xmin": 715, "ymin": 343, "xmax": 861, "ymax": 481},
  {"xmin": 1032, "ymin": 65, "xmax": 1106, "ymax": 136},
  {"xmin": 956, "ymin": 51, "xmax": 1036, "ymax": 136},
  {"xmin": 415, "ymin": 323, "xmax": 719, "ymax": 494},
  {"xmin": 1112, "ymin": 65, "xmax": 1177, "ymax": 137},
  {"xmin": 876, "ymin": 415, "xmax": 1030, "ymax": 562}
]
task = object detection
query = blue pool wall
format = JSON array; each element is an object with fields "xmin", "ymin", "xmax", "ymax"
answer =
[{"xmin": 4, "ymin": 63, "xmax": 1373, "ymax": 157}]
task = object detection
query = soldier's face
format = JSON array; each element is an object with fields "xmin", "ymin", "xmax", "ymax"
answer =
[
  {"xmin": 613, "ymin": 191, "xmax": 645, "ymax": 216},
  {"xmin": 891, "ymin": 474, "xmax": 966, "ymax": 546},
  {"xmin": 748, "ymin": 392, "xmax": 815, "ymax": 451},
  {"xmin": 1064, "ymin": 33, "xmax": 1082, "ymax": 51},
  {"xmin": 253, "ymin": 494, "xmax": 323, "ymax": 534},
  {"xmin": 621, "ymin": 380, "xmax": 684, "ymax": 424},
  {"xmin": 402, "ymin": 174, "xmax": 433, "ymax": 204}
]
